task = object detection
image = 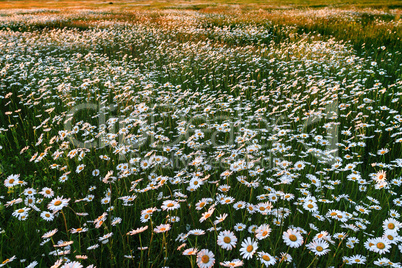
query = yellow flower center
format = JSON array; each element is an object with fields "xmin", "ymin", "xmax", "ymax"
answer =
[
  {"xmin": 377, "ymin": 242, "xmax": 385, "ymax": 249},
  {"xmin": 289, "ymin": 234, "xmax": 297, "ymax": 241},
  {"xmin": 167, "ymin": 203, "xmax": 174, "ymax": 207},
  {"xmin": 262, "ymin": 231, "xmax": 268, "ymax": 237},
  {"xmin": 246, "ymin": 245, "xmax": 253, "ymax": 252},
  {"xmin": 307, "ymin": 204, "xmax": 314, "ymax": 209},
  {"xmin": 388, "ymin": 223, "xmax": 395, "ymax": 229},
  {"xmin": 224, "ymin": 237, "xmax": 231, "ymax": 243},
  {"xmin": 262, "ymin": 255, "xmax": 270, "ymax": 261},
  {"xmin": 201, "ymin": 255, "xmax": 209, "ymax": 263},
  {"xmin": 316, "ymin": 246, "xmax": 323, "ymax": 252},
  {"xmin": 17, "ymin": 209, "xmax": 24, "ymax": 213},
  {"xmin": 54, "ymin": 200, "xmax": 62, "ymax": 206}
]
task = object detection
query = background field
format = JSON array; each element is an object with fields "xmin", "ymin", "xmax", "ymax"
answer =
[{"xmin": 0, "ymin": 1, "xmax": 402, "ymax": 268}]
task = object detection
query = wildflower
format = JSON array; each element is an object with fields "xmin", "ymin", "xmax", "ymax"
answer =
[
  {"xmin": 217, "ymin": 230, "xmax": 237, "ymax": 250},
  {"xmin": 234, "ymin": 223, "xmax": 246, "ymax": 232},
  {"xmin": 48, "ymin": 197, "xmax": 70, "ymax": 212},
  {"xmin": 12, "ymin": 207, "xmax": 30, "ymax": 220},
  {"xmin": 282, "ymin": 228, "xmax": 303, "ymax": 248},
  {"xmin": 258, "ymin": 251, "xmax": 276, "ymax": 266},
  {"xmin": 196, "ymin": 249, "xmax": 215, "ymax": 268},
  {"xmin": 161, "ymin": 200, "xmax": 180, "ymax": 211},
  {"xmin": 42, "ymin": 229, "xmax": 58, "ymax": 239},
  {"xmin": 239, "ymin": 237, "xmax": 258, "ymax": 260},
  {"xmin": 383, "ymin": 218, "xmax": 400, "ymax": 232},
  {"xmin": 40, "ymin": 187, "xmax": 54, "ymax": 198},
  {"xmin": 307, "ymin": 238, "xmax": 330, "ymax": 256},
  {"xmin": 183, "ymin": 248, "xmax": 198, "ymax": 255},
  {"xmin": 127, "ymin": 226, "xmax": 148, "ymax": 235},
  {"xmin": 365, "ymin": 237, "xmax": 391, "ymax": 254},
  {"xmin": 255, "ymin": 224, "xmax": 271, "ymax": 240},
  {"xmin": 154, "ymin": 224, "xmax": 171, "ymax": 233},
  {"xmin": 220, "ymin": 259, "xmax": 244, "ymax": 267},
  {"xmin": 41, "ymin": 211, "xmax": 55, "ymax": 221},
  {"xmin": 200, "ymin": 206, "xmax": 215, "ymax": 223}
]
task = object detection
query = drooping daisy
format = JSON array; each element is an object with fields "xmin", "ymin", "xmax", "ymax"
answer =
[
  {"xmin": 196, "ymin": 249, "xmax": 215, "ymax": 268},
  {"xmin": 200, "ymin": 206, "xmax": 215, "ymax": 223},
  {"xmin": 154, "ymin": 224, "xmax": 171, "ymax": 233},
  {"xmin": 182, "ymin": 248, "xmax": 198, "ymax": 256},
  {"xmin": 282, "ymin": 228, "xmax": 303, "ymax": 248},
  {"xmin": 239, "ymin": 237, "xmax": 258, "ymax": 260},
  {"xmin": 219, "ymin": 259, "xmax": 244, "ymax": 267},
  {"xmin": 126, "ymin": 226, "xmax": 148, "ymax": 236},
  {"xmin": 42, "ymin": 229, "xmax": 58, "ymax": 239},
  {"xmin": 217, "ymin": 230, "xmax": 237, "ymax": 250}
]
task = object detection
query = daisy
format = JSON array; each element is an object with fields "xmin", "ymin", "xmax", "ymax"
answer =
[
  {"xmin": 374, "ymin": 170, "xmax": 386, "ymax": 183},
  {"xmin": 196, "ymin": 249, "xmax": 215, "ymax": 268},
  {"xmin": 383, "ymin": 218, "xmax": 400, "ymax": 232},
  {"xmin": 217, "ymin": 230, "xmax": 237, "ymax": 250},
  {"xmin": 41, "ymin": 211, "xmax": 55, "ymax": 221},
  {"xmin": 12, "ymin": 207, "xmax": 30, "ymax": 220},
  {"xmin": 40, "ymin": 187, "xmax": 54, "ymax": 198},
  {"xmin": 382, "ymin": 230, "xmax": 401, "ymax": 244},
  {"xmin": 349, "ymin": 254, "xmax": 366, "ymax": 265},
  {"xmin": 195, "ymin": 198, "xmax": 209, "ymax": 210},
  {"xmin": 48, "ymin": 197, "xmax": 70, "ymax": 212},
  {"xmin": 4, "ymin": 174, "xmax": 19, "ymax": 187},
  {"xmin": 365, "ymin": 237, "xmax": 391, "ymax": 254},
  {"xmin": 220, "ymin": 259, "xmax": 244, "ymax": 267},
  {"xmin": 182, "ymin": 248, "xmax": 198, "ymax": 255},
  {"xmin": 234, "ymin": 223, "xmax": 246, "ymax": 232},
  {"xmin": 239, "ymin": 237, "xmax": 258, "ymax": 260},
  {"xmin": 24, "ymin": 188, "xmax": 36, "ymax": 196},
  {"xmin": 258, "ymin": 251, "xmax": 276, "ymax": 266},
  {"xmin": 200, "ymin": 207, "xmax": 215, "ymax": 223},
  {"xmin": 279, "ymin": 252, "xmax": 292, "ymax": 263},
  {"xmin": 61, "ymin": 261, "xmax": 83, "ymax": 268},
  {"xmin": 161, "ymin": 200, "xmax": 180, "ymax": 211},
  {"xmin": 42, "ymin": 229, "xmax": 58, "ymax": 239},
  {"xmin": 189, "ymin": 229, "xmax": 205, "ymax": 236},
  {"xmin": 255, "ymin": 224, "xmax": 271, "ymax": 240},
  {"xmin": 154, "ymin": 224, "xmax": 171, "ymax": 233},
  {"xmin": 282, "ymin": 228, "xmax": 303, "ymax": 248},
  {"xmin": 307, "ymin": 238, "xmax": 330, "ymax": 256},
  {"xmin": 0, "ymin": 256, "xmax": 16, "ymax": 267},
  {"xmin": 127, "ymin": 226, "xmax": 148, "ymax": 236}
]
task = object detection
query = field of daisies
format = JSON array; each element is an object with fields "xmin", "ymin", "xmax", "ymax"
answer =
[{"xmin": 0, "ymin": 7, "xmax": 402, "ymax": 268}]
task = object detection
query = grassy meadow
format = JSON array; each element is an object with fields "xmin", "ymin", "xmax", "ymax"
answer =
[{"xmin": 0, "ymin": 1, "xmax": 402, "ymax": 267}]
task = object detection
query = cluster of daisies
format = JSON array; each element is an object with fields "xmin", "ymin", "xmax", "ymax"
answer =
[{"xmin": 0, "ymin": 8, "xmax": 401, "ymax": 268}]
